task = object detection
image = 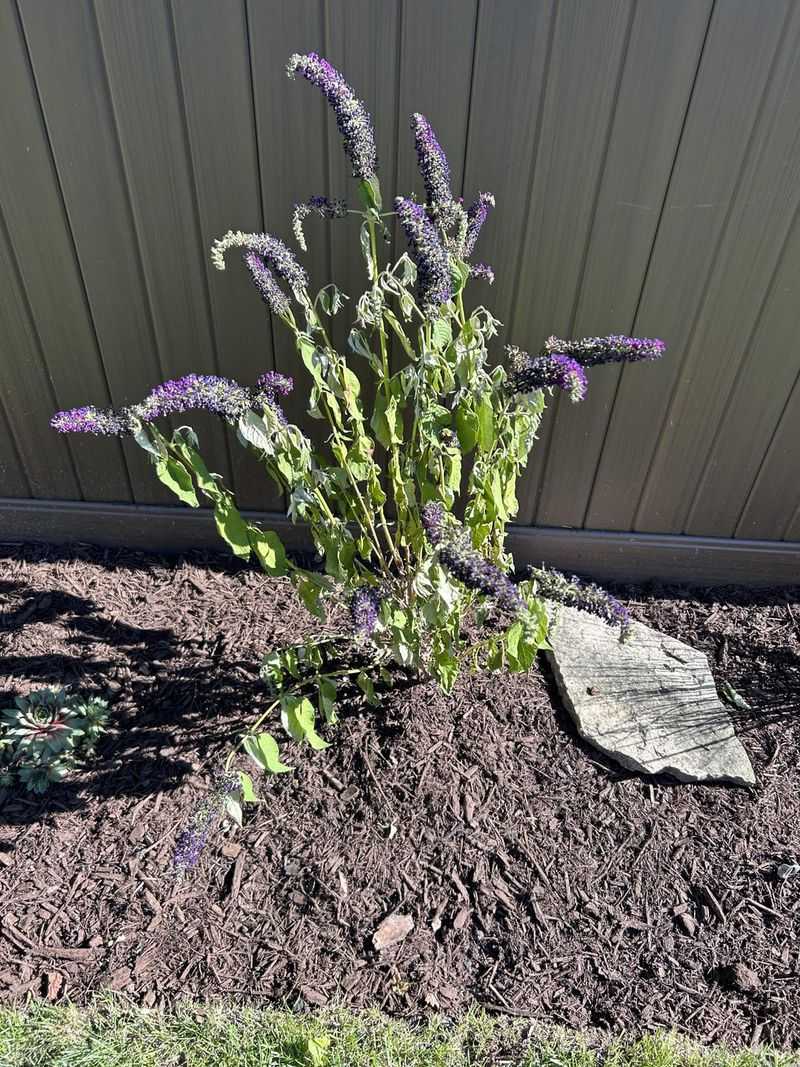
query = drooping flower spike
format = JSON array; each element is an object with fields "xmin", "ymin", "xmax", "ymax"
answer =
[
  {"xmin": 210, "ymin": 231, "xmax": 308, "ymax": 294},
  {"xmin": 506, "ymin": 347, "xmax": 588, "ymax": 403},
  {"xmin": 464, "ymin": 191, "xmax": 495, "ymax": 257},
  {"xmin": 528, "ymin": 565, "xmax": 631, "ymax": 640},
  {"xmin": 422, "ymin": 502, "xmax": 523, "ymax": 613},
  {"xmin": 292, "ymin": 195, "xmax": 347, "ymax": 252},
  {"xmin": 469, "ymin": 262, "xmax": 495, "ymax": 285},
  {"xmin": 256, "ymin": 371, "xmax": 294, "ymax": 425},
  {"xmin": 288, "ymin": 52, "xmax": 377, "ymax": 181},
  {"xmin": 173, "ymin": 772, "xmax": 240, "ymax": 873},
  {"xmin": 244, "ymin": 252, "xmax": 291, "ymax": 318},
  {"xmin": 411, "ymin": 113, "xmax": 453, "ymax": 211},
  {"xmin": 395, "ymin": 196, "xmax": 453, "ymax": 315},
  {"xmin": 544, "ymin": 334, "xmax": 665, "ymax": 367},
  {"xmin": 50, "ymin": 405, "xmax": 135, "ymax": 436},
  {"xmin": 51, "ymin": 372, "xmax": 291, "ymax": 436}
]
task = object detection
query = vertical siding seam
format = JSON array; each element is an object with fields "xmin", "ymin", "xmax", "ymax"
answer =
[
  {"xmin": 12, "ymin": 0, "xmax": 135, "ymax": 502},
  {"xmin": 506, "ymin": 1, "xmax": 558, "ymax": 342},
  {"xmin": 687, "ymin": 189, "xmax": 800, "ymax": 536},
  {"xmin": 783, "ymin": 499, "xmax": 800, "ymax": 542},
  {"xmin": 88, "ymin": 0, "xmax": 166, "ymax": 388},
  {"xmin": 582, "ymin": 0, "xmax": 717, "ymax": 529},
  {"xmin": 534, "ymin": 0, "xmax": 638, "ymax": 526},
  {"xmin": 458, "ymin": 0, "xmax": 481, "ymax": 200},
  {"xmin": 242, "ymin": 0, "xmax": 274, "ymax": 323},
  {"xmin": 0, "ymin": 357, "xmax": 33, "ymax": 497},
  {"xmin": 733, "ymin": 360, "xmax": 800, "ymax": 539},
  {"xmin": 392, "ymin": 0, "xmax": 405, "ymax": 206},
  {"xmin": 0, "ymin": 196, "xmax": 83, "ymax": 498},
  {"xmin": 165, "ymin": 0, "xmax": 237, "ymax": 493},
  {"xmin": 243, "ymin": 0, "xmax": 285, "ymax": 512},
  {"xmin": 630, "ymin": 0, "xmax": 794, "ymax": 533},
  {"xmin": 321, "ymin": 0, "xmax": 334, "ymax": 287}
]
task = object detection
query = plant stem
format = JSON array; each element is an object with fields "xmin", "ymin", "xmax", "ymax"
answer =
[{"xmin": 224, "ymin": 664, "xmax": 366, "ymax": 773}]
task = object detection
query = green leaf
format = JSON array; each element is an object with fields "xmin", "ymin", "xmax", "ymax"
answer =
[
  {"xmin": 356, "ymin": 672, "xmax": 379, "ymax": 706},
  {"xmin": 319, "ymin": 678, "xmax": 338, "ymax": 724},
  {"xmin": 214, "ymin": 497, "xmax": 251, "ymax": 558},
  {"xmin": 505, "ymin": 618, "xmax": 537, "ymax": 672},
  {"xmin": 172, "ymin": 437, "xmax": 220, "ymax": 497},
  {"xmin": 243, "ymin": 732, "xmax": 293, "ymax": 774},
  {"xmin": 224, "ymin": 795, "xmax": 243, "ymax": 827},
  {"xmin": 455, "ymin": 401, "xmax": 479, "ymax": 454},
  {"xmin": 382, "ymin": 309, "xmax": 413, "ymax": 356},
  {"xmin": 154, "ymin": 457, "xmax": 199, "ymax": 508},
  {"xmin": 133, "ymin": 424, "xmax": 166, "ymax": 458},
  {"xmin": 431, "ymin": 317, "xmax": 452, "ymax": 351},
  {"xmin": 431, "ymin": 639, "xmax": 459, "ymax": 694},
  {"xmin": 239, "ymin": 771, "xmax": 259, "ymax": 803},
  {"xmin": 370, "ymin": 391, "xmax": 401, "ymax": 450},
  {"xmin": 360, "ymin": 220, "xmax": 376, "ymax": 277},
  {"xmin": 238, "ymin": 410, "xmax": 274, "ymax": 454},
  {"xmin": 249, "ymin": 527, "xmax": 287, "ymax": 576},
  {"xmin": 282, "ymin": 696, "xmax": 329, "ymax": 751},
  {"xmin": 357, "ymin": 175, "xmax": 382, "ymax": 212},
  {"xmin": 476, "ymin": 394, "xmax": 495, "ymax": 451},
  {"xmin": 451, "ymin": 257, "xmax": 471, "ymax": 295},
  {"xmin": 296, "ymin": 573, "xmax": 328, "ymax": 620}
]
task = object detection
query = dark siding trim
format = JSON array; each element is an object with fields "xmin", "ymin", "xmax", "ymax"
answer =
[{"xmin": 1, "ymin": 499, "xmax": 797, "ymax": 587}]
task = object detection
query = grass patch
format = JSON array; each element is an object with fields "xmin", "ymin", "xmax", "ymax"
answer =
[{"xmin": 0, "ymin": 997, "xmax": 794, "ymax": 1067}]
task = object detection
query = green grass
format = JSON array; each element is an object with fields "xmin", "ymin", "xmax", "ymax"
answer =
[{"xmin": 0, "ymin": 997, "xmax": 795, "ymax": 1067}]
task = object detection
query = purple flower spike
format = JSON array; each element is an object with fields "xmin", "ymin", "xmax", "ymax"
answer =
[
  {"xmin": 51, "ymin": 405, "xmax": 134, "ymax": 436},
  {"xmin": 244, "ymin": 252, "xmax": 291, "ymax": 318},
  {"xmin": 411, "ymin": 113, "xmax": 453, "ymax": 210},
  {"xmin": 507, "ymin": 348, "xmax": 588, "ymax": 403},
  {"xmin": 421, "ymin": 501, "xmax": 446, "ymax": 545},
  {"xmin": 395, "ymin": 196, "xmax": 452, "ymax": 315},
  {"xmin": 544, "ymin": 334, "xmax": 665, "ymax": 367},
  {"xmin": 173, "ymin": 772, "xmax": 240, "ymax": 873},
  {"xmin": 350, "ymin": 587, "xmax": 381, "ymax": 638},
  {"xmin": 288, "ymin": 53, "xmax": 377, "ymax": 181},
  {"xmin": 529, "ymin": 565, "xmax": 631, "ymax": 640},
  {"xmin": 255, "ymin": 370, "xmax": 294, "ymax": 424},
  {"xmin": 292, "ymin": 196, "xmax": 347, "ymax": 251},
  {"xmin": 138, "ymin": 374, "xmax": 254, "ymax": 422},
  {"xmin": 211, "ymin": 231, "xmax": 308, "ymax": 294},
  {"xmin": 422, "ymin": 503, "xmax": 522, "ymax": 613},
  {"xmin": 438, "ymin": 544, "xmax": 523, "ymax": 613},
  {"xmin": 469, "ymin": 262, "xmax": 495, "ymax": 285},
  {"xmin": 464, "ymin": 192, "xmax": 495, "ymax": 257}
]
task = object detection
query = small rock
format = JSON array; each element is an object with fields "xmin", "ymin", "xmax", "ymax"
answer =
[
  {"xmin": 372, "ymin": 912, "xmax": 414, "ymax": 951},
  {"xmin": 221, "ymin": 843, "xmax": 241, "ymax": 859},
  {"xmin": 301, "ymin": 985, "xmax": 328, "ymax": 1007},
  {"xmin": 44, "ymin": 971, "xmax": 63, "ymax": 1000},
  {"xmin": 453, "ymin": 907, "xmax": 471, "ymax": 931},
  {"xmin": 675, "ymin": 912, "xmax": 697, "ymax": 937},
  {"xmin": 716, "ymin": 962, "xmax": 761, "ymax": 994}
]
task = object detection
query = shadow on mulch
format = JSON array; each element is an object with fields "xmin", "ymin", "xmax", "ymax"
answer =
[{"xmin": 1, "ymin": 543, "xmax": 799, "ymax": 1048}]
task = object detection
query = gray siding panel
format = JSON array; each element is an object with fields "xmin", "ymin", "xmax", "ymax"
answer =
[{"xmin": 0, "ymin": 0, "xmax": 798, "ymax": 559}]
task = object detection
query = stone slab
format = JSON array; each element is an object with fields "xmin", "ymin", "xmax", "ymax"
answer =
[{"xmin": 546, "ymin": 607, "xmax": 755, "ymax": 786}]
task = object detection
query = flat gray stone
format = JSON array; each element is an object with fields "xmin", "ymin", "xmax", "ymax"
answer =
[{"xmin": 546, "ymin": 606, "xmax": 755, "ymax": 786}]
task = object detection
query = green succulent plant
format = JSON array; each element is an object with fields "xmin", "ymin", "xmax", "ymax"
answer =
[{"xmin": 0, "ymin": 688, "xmax": 110, "ymax": 794}]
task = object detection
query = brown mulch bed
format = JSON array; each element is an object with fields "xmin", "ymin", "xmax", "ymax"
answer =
[{"xmin": 0, "ymin": 543, "xmax": 799, "ymax": 1047}]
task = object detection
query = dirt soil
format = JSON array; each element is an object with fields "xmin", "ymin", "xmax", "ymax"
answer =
[{"xmin": 0, "ymin": 543, "xmax": 798, "ymax": 1048}]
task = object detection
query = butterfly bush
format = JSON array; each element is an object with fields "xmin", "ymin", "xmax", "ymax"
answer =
[{"xmin": 51, "ymin": 52, "xmax": 665, "ymax": 849}]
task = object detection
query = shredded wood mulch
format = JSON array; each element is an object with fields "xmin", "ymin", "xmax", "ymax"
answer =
[{"xmin": 0, "ymin": 543, "xmax": 798, "ymax": 1048}]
